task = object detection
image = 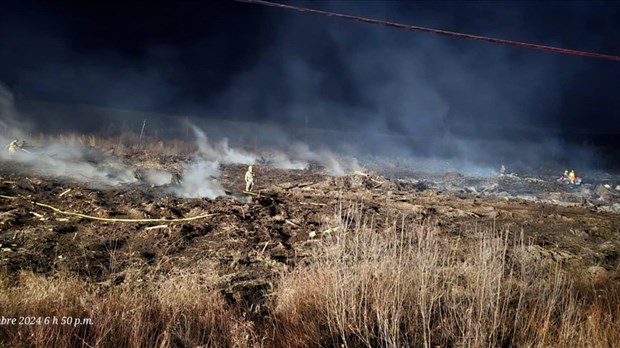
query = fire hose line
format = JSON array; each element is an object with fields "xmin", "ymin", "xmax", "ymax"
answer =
[
  {"xmin": 1, "ymin": 195, "xmax": 218, "ymax": 223},
  {"xmin": 234, "ymin": 0, "xmax": 620, "ymax": 62}
]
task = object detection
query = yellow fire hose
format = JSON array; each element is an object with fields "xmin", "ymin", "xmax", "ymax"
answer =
[{"xmin": 1, "ymin": 195, "xmax": 218, "ymax": 223}]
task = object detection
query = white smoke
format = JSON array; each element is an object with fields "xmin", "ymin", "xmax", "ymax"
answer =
[
  {"xmin": 170, "ymin": 159, "xmax": 225, "ymax": 199},
  {"xmin": 1, "ymin": 82, "xmax": 366, "ymax": 200},
  {"xmin": 1, "ymin": 84, "xmax": 137, "ymax": 186},
  {"xmin": 290, "ymin": 143, "xmax": 363, "ymax": 176},
  {"xmin": 0, "ymin": 141, "xmax": 137, "ymax": 186},
  {"xmin": 188, "ymin": 122, "xmax": 362, "ymax": 176},
  {"xmin": 190, "ymin": 124, "xmax": 257, "ymax": 164},
  {"xmin": 264, "ymin": 151, "xmax": 308, "ymax": 170},
  {"xmin": 139, "ymin": 168, "xmax": 174, "ymax": 187},
  {"xmin": 163, "ymin": 123, "xmax": 252, "ymax": 199},
  {"xmin": 0, "ymin": 83, "xmax": 29, "ymax": 139}
]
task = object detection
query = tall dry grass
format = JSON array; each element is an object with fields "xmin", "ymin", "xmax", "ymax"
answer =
[
  {"xmin": 269, "ymin": 202, "xmax": 620, "ymax": 348},
  {"xmin": 0, "ymin": 269, "xmax": 259, "ymax": 348}
]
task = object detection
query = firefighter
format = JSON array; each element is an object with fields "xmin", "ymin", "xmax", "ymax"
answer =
[
  {"xmin": 244, "ymin": 165, "xmax": 255, "ymax": 192},
  {"xmin": 6, "ymin": 139, "xmax": 20, "ymax": 155},
  {"xmin": 568, "ymin": 170, "xmax": 576, "ymax": 184}
]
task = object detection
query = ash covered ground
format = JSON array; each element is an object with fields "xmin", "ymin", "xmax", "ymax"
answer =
[{"xmin": 1, "ymin": 135, "xmax": 620, "ymax": 313}]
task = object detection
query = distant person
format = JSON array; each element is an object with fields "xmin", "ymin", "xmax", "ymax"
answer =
[
  {"xmin": 245, "ymin": 165, "xmax": 255, "ymax": 192},
  {"xmin": 568, "ymin": 170, "xmax": 576, "ymax": 184},
  {"xmin": 6, "ymin": 139, "xmax": 21, "ymax": 155}
]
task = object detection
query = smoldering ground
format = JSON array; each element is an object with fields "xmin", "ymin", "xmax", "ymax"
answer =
[{"xmin": 1, "ymin": 84, "xmax": 363, "ymax": 199}]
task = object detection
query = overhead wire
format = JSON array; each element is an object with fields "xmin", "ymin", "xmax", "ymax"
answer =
[{"xmin": 233, "ymin": 0, "xmax": 620, "ymax": 62}]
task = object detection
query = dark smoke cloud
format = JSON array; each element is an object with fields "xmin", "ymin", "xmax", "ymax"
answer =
[
  {"xmin": 206, "ymin": 1, "xmax": 619, "ymax": 170},
  {"xmin": 0, "ymin": 1, "xmax": 272, "ymax": 113},
  {"xmin": 1, "ymin": 0, "xmax": 619, "ymax": 171}
]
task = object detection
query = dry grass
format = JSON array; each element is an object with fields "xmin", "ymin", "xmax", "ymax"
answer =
[
  {"xmin": 1, "ymin": 202, "xmax": 619, "ymax": 347},
  {"xmin": 0, "ymin": 268, "xmax": 258, "ymax": 348},
  {"xmin": 269, "ymin": 202, "xmax": 620, "ymax": 348},
  {"xmin": 29, "ymin": 132, "xmax": 196, "ymax": 156}
]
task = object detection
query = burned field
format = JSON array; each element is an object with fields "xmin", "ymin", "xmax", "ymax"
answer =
[
  {"xmin": 3, "ymin": 147, "xmax": 620, "ymax": 282},
  {"xmin": 1, "ymin": 139, "xmax": 620, "ymax": 347}
]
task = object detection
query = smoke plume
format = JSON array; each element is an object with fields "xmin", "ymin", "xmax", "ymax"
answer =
[
  {"xmin": 2, "ymin": 1, "xmax": 619, "ymax": 176},
  {"xmin": 190, "ymin": 124, "xmax": 257, "ymax": 165},
  {"xmin": 170, "ymin": 159, "xmax": 225, "ymax": 199}
]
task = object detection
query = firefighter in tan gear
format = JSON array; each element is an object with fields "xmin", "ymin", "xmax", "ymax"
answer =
[
  {"xmin": 244, "ymin": 165, "xmax": 255, "ymax": 192},
  {"xmin": 6, "ymin": 139, "xmax": 21, "ymax": 155}
]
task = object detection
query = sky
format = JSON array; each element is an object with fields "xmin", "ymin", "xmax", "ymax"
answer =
[{"xmin": 1, "ymin": 0, "xmax": 619, "ymax": 166}]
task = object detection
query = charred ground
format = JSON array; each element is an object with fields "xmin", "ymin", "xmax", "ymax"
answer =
[{"xmin": 2, "ymin": 139, "xmax": 620, "ymax": 318}]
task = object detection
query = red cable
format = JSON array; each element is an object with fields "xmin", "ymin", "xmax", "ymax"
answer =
[{"xmin": 234, "ymin": 0, "xmax": 620, "ymax": 62}]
